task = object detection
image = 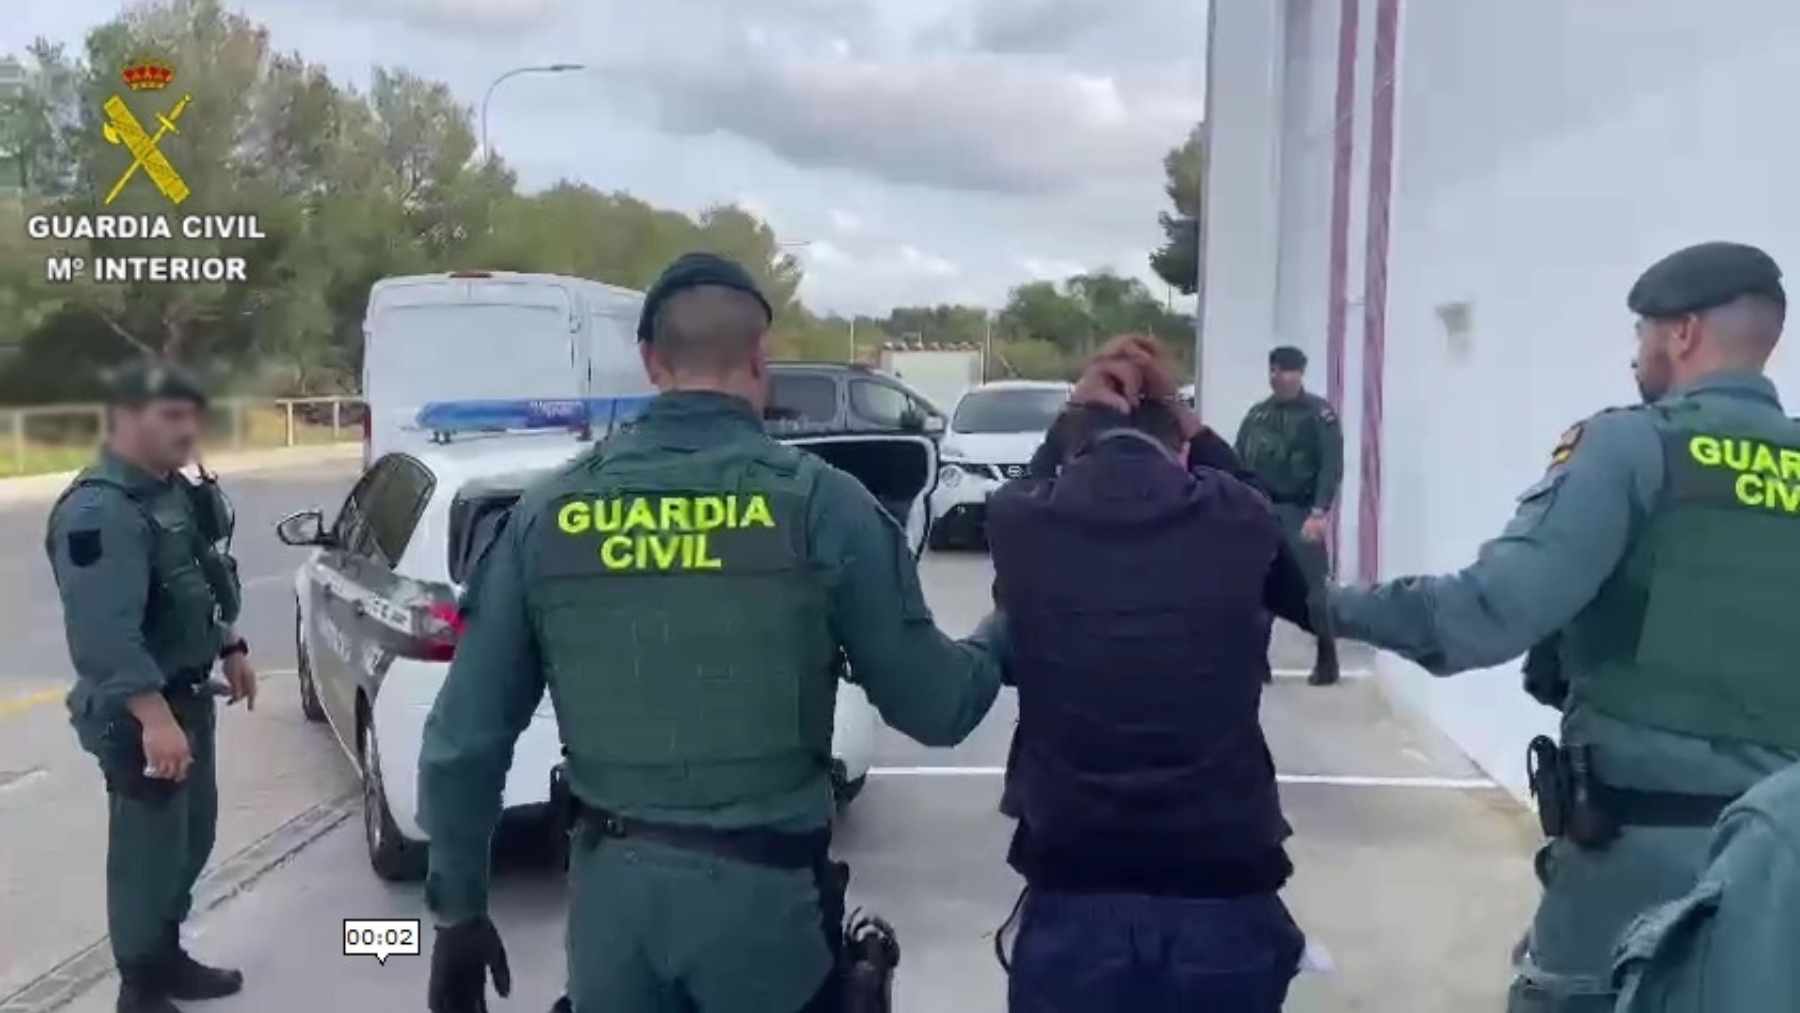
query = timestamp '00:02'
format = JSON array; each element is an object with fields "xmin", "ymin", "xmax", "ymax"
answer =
[{"xmin": 345, "ymin": 926, "xmax": 416, "ymax": 948}]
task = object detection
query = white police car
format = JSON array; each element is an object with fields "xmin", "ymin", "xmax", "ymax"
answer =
[
  {"xmin": 927, "ymin": 380, "xmax": 1070, "ymax": 549},
  {"xmin": 278, "ymin": 399, "xmax": 936, "ymax": 880}
]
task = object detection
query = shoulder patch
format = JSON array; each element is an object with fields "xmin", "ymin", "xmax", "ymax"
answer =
[
  {"xmin": 67, "ymin": 529, "xmax": 102, "ymax": 567},
  {"xmin": 1549, "ymin": 423, "xmax": 1584, "ymax": 466},
  {"xmin": 1317, "ymin": 401, "xmax": 1338, "ymax": 425}
]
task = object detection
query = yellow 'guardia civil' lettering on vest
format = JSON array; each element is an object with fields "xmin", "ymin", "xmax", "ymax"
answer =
[
  {"xmin": 554, "ymin": 493, "xmax": 778, "ymax": 572},
  {"xmin": 1686, "ymin": 434, "xmax": 1800, "ymax": 513}
]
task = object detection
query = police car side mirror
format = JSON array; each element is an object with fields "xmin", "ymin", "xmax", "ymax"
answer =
[
  {"xmin": 921, "ymin": 414, "xmax": 946, "ymax": 436},
  {"xmin": 276, "ymin": 509, "xmax": 330, "ymax": 547}
]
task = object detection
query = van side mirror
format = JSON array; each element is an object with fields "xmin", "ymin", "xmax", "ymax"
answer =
[
  {"xmin": 276, "ymin": 509, "xmax": 330, "ymax": 547},
  {"xmin": 922, "ymin": 414, "xmax": 946, "ymax": 436}
]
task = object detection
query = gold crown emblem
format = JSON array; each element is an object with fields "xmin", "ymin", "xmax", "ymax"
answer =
[{"xmin": 122, "ymin": 60, "xmax": 175, "ymax": 92}]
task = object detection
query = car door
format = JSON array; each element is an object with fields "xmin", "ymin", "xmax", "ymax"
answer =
[
  {"xmin": 310, "ymin": 461, "xmax": 392, "ymax": 745},
  {"xmin": 332, "ymin": 457, "xmax": 436, "ymax": 713}
]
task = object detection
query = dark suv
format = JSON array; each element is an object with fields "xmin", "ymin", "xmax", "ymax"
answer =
[{"xmin": 766, "ymin": 362, "xmax": 946, "ymax": 437}]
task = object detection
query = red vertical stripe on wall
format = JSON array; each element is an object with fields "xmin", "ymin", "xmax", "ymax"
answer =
[
  {"xmin": 1324, "ymin": 0, "xmax": 1359, "ymax": 568},
  {"xmin": 1358, "ymin": 0, "xmax": 1400, "ymax": 584}
]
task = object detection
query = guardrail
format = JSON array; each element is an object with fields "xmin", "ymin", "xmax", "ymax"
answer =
[{"xmin": 0, "ymin": 395, "xmax": 367, "ymax": 478}]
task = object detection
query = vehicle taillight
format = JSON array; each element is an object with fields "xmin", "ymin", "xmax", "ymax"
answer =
[{"xmin": 418, "ymin": 600, "xmax": 465, "ymax": 662}]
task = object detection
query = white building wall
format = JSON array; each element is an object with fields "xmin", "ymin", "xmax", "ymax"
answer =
[
  {"xmin": 1207, "ymin": 0, "xmax": 1800, "ymax": 798},
  {"xmin": 1197, "ymin": 1, "xmax": 1285, "ymax": 431}
]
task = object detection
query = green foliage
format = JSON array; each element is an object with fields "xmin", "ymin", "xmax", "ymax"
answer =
[{"xmin": 1150, "ymin": 123, "xmax": 1204, "ymax": 296}]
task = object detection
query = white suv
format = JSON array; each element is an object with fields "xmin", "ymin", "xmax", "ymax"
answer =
[{"xmin": 927, "ymin": 380, "xmax": 1071, "ymax": 549}]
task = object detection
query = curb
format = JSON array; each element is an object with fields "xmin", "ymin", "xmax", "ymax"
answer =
[
  {"xmin": 0, "ymin": 444, "xmax": 360, "ymax": 506},
  {"xmin": 0, "ymin": 791, "xmax": 358, "ymax": 1013}
]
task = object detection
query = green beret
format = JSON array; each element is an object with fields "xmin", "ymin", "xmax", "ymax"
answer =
[
  {"xmin": 1269, "ymin": 345, "xmax": 1308, "ymax": 371},
  {"xmin": 1627, "ymin": 241, "xmax": 1785, "ymax": 319},
  {"xmin": 637, "ymin": 252, "xmax": 774, "ymax": 342},
  {"xmin": 107, "ymin": 360, "xmax": 207, "ymax": 408}
]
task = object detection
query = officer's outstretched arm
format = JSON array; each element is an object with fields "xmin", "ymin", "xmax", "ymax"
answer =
[
  {"xmin": 812, "ymin": 470, "xmax": 1002, "ymax": 747},
  {"xmin": 48, "ymin": 488, "xmax": 166, "ymax": 707},
  {"xmin": 417, "ymin": 514, "xmax": 544, "ymax": 924},
  {"xmin": 1330, "ymin": 411, "xmax": 1661, "ymax": 675}
]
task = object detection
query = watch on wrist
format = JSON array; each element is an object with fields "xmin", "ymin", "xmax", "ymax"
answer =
[{"xmin": 220, "ymin": 638, "xmax": 249, "ymax": 660}]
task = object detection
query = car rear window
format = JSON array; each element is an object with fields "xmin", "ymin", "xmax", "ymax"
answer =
[
  {"xmin": 447, "ymin": 491, "xmax": 521, "ymax": 585},
  {"xmin": 952, "ymin": 389, "xmax": 1068, "ymax": 434},
  {"xmin": 768, "ymin": 374, "xmax": 837, "ymax": 425}
]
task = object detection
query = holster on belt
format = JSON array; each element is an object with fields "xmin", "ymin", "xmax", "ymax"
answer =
[{"xmin": 1526, "ymin": 736, "xmax": 1737, "ymax": 850}]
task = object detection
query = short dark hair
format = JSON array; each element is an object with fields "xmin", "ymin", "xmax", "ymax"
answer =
[
  {"xmin": 649, "ymin": 284, "xmax": 770, "ymax": 375},
  {"xmin": 1057, "ymin": 400, "xmax": 1187, "ymax": 459},
  {"xmin": 1270, "ymin": 346, "xmax": 1307, "ymax": 371}
]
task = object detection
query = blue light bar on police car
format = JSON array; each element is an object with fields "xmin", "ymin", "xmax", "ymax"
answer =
[{"xmin": 414, "ymin": 397, "xmax": 655, "ymax": 436}]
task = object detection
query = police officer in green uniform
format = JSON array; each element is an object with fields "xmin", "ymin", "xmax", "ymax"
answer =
[
  {"xmin": 419, "ymin": 253, "xmax": 1005, "ymax": 1013},
  {"xmin": 1328, "ymin": 241, "xmax": 1798, "ymax": 1013},
  {"xmin": 1235, "ymin": 346, "xmax": 1344, "ymax": 684},
  {"xmin": 1611, "ymin": 761, "xmax": 1800, "ymax": 1012},
  {"xmin": 46, "ymin": 362, "xmax": 256, "ymax": 1013}
]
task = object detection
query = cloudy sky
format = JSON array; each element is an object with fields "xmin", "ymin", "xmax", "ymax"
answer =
[{"xmin": 15, "ymin": 0, "xmax": 1205, "ymax": 316}]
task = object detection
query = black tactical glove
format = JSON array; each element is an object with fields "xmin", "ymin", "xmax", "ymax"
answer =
[{"xmin": 428, "ymin": 917, "xmax": 512, "ymax": 1013}]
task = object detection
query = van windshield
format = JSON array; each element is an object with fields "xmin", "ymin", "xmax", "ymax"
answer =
[
  {"xmin": 952, "ymin": 389, "xmax": 1068, "ymax": 434},
  {"xmin": 370, "ymin": 304, "xmax": 573, "ymax": 404}
]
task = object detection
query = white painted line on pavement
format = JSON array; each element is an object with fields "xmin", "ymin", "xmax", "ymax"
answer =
[
  {"xmin": 867, "ymin": 766, "xmax": 1497, "ymax": 790},
  {"xmin": 1270, "ymin": 668, "xmax": 1370, "ymax": 679},
  {"xmin": 1278, "ymin": 774, "xmax": 1497, "ymax": 790},
  {"xmin": 242, "ymin": 573, "xmax": 293, "ymax": 590}
]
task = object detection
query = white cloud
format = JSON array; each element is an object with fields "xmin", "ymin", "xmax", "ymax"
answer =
[{"xmin": 829, "ymin": 208, "xmax": 864, "ymax": 234}]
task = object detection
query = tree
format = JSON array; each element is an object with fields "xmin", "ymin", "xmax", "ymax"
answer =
[{"xmin": 1150, "ymin": 124, "xmax": 1204, "ymax": 296}]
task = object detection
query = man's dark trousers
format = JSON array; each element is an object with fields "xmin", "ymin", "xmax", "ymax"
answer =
[
  {"xmin": 80, "ymin": 687, "xmax": 219, "ymax": 968},
  {"xmin": 1008, "ymin": 889, "xmax": 1304, "ymax": 1013},
  {"xmin": 1271, "ymin": 503, "xmax": 1338, "ymax": 682}
]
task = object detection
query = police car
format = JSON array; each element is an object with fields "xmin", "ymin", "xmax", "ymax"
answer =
[
  {"xmin": 927, "ymin": 380, "xmax": 1071, "ymax": 549},
  {"xmin": 277, "ymin": 399, "xmax": 938, "ymax": 880}
]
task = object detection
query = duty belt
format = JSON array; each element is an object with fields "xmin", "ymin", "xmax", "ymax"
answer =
[
  {"xmin": 1527, "ymin": 736, "xmax": 1739, "ymax": 848},
  {"xmin": 571, "ymin": 799, "xmax": 830, "ymax": 870},
  {"xmin": 162, "ymin": 668, "xmax": 212, "ymax": 695}
]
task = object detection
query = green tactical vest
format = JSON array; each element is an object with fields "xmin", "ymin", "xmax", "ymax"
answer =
[
  {"xmin": 1564, "ymin": 400, "xmax": 1800, "ymax": 750},
  {"xmin": 525, "ymin": 436, "xmax": 839, "ymax": 810},
  {"xmin": 54, "ymin": 462, "xmax": 237, "ymax": 675}
]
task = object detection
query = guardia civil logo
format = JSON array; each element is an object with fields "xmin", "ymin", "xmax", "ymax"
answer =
[{"xmin": 103, "ymin": 57, "xmax": 192, "ymax": 206}]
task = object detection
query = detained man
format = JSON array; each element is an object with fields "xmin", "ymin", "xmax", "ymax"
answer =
[{"xmin": 986, "ymin": 344, "xmax": 1313, "ymax": 1013}]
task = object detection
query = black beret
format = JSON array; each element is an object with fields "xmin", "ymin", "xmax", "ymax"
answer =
[
  {"xmin": 1269, "ymin": 346, "xmax": 1308, "ymax": 371},
  {"xmin": 107, "ymin": 360, "xmax": 207, "ymax": 408},
  {"xmin": 637, "ymin": 252, "xmax": 774, "ymax": 342},
  {"xmin": 1627, "ymin": 241, "xmax": 1785, "ymax": 319}
]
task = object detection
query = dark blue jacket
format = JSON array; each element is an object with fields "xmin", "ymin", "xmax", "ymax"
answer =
[{"xmin": 991, "ymin": 431, "xmax": 1303, "ymax": 897}]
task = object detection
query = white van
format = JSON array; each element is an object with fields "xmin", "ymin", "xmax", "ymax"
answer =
[{"xmin": 361, "ymin": 271, "xmax": 654, "ymax": 461}]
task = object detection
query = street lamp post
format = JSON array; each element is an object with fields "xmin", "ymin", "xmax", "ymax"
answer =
[{"xmin": 481, "ymin": 63, "xmax": 584, "ymax": 163}]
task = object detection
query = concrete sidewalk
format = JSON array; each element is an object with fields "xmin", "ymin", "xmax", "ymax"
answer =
[{"xmin": 0, "ymin": 443, "xmax": 360, "ymax": 505}]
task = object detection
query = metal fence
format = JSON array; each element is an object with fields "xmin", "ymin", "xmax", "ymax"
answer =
[{"xmin": 1, "ymin": 395, "xmax": 367, "ymax": 478}]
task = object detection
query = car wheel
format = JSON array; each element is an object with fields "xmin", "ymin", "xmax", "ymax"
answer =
[
  {"xmin": 295, "ymin": 606, "xmax": 326, "ymax": 724},
  {"xmin": 360, "ymin": 718, "xmax": 427, "ymax": 882}
]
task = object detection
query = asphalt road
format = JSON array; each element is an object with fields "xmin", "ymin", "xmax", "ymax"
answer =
[{"xmin": 0, "ymin": 460, "xmax": 1541, "ymax": 1013}]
